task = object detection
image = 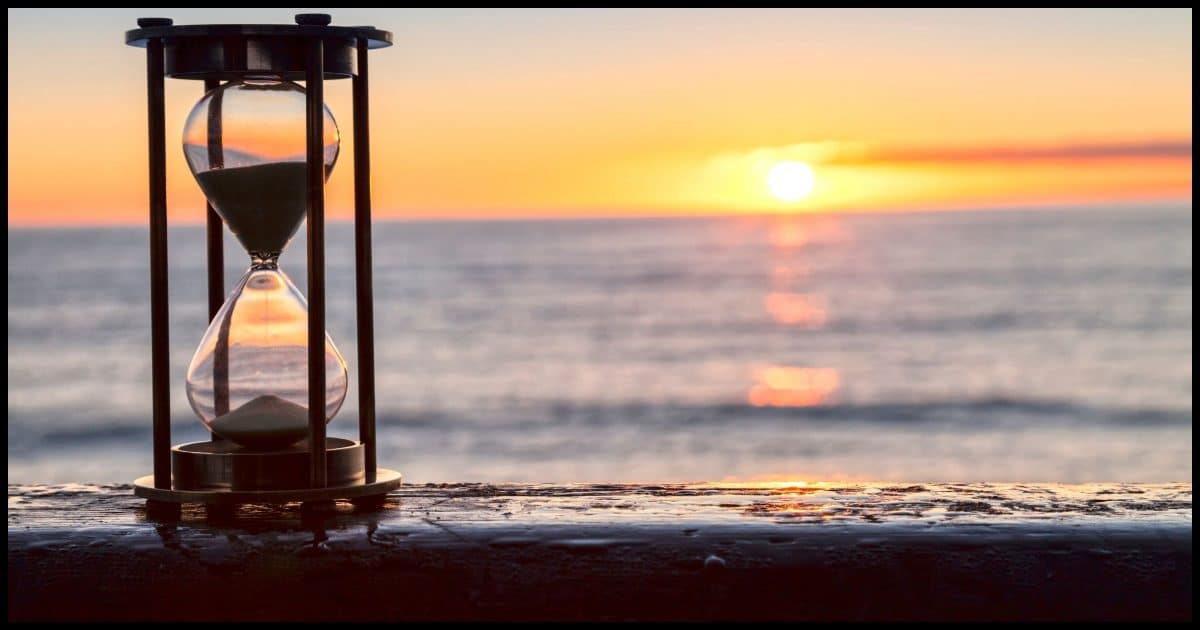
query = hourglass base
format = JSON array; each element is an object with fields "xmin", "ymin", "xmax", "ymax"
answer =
[{"xmin": 132, "ymin": 437, "xmax": 401, "ymax": 506}]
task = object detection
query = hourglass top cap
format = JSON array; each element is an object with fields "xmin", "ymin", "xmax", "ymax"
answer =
[{"xmin": 126, "ymin": 14, "xmax": 392, "ymax": 81}]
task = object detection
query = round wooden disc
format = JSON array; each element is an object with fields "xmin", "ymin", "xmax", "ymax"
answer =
[{"xmin": 133, "ymin": 469, "xmax": 402, "ymax": 505}]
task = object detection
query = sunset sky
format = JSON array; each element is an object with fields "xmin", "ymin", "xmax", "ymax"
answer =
[{"xmin": 7, "ymin": 8, "xmax": 1192, "ymax": 226}]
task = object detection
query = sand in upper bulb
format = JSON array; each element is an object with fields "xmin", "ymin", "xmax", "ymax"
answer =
[{"xmin": 193, "ymin": 162, "xmax": 311, "ymax": 254}]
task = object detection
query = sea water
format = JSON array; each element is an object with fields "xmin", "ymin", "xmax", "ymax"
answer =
[{"xmin": 7, "ymin": 204, "xmax": 1192, "ymax": 483}]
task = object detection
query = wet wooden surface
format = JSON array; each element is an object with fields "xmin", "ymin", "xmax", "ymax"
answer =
[{"xmin": 8, "ymin": 482, "xmax": 1192, "ymax": 621}]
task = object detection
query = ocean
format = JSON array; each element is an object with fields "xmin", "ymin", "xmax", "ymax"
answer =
[{"xmin": 7, "ymin": 205, "xmax": 1192, "ymax": 484}]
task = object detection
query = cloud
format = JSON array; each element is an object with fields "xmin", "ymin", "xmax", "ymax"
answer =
[
  {"xmin": 707, "ymin": 139, "xmax": 1191, "ymax": 177},
  {"xmin": 832, "ymin": 139, "xmax": 1192, "ymax": 165}
]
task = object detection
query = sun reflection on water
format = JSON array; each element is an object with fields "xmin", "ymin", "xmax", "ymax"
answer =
[
  {"xmin": 748, "ymin": 366, "xmax": 840, "ymax": 407},
  {"xmin": 764, "ymin": 291, "xmax": 828, "ymax": 328}
]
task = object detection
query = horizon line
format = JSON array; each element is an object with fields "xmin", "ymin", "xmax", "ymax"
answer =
[{"xmin": 7, "ymin": 197, "xmax": 1192, "ymax": 230}]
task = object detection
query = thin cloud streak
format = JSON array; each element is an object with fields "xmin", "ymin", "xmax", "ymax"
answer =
[{"xmin": 836, "ymin": 139, "xmax": 1192, "ymax": 165}]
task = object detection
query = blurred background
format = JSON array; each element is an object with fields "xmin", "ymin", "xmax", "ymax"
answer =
[{"xmin": 7, "ymin": 8, "xmax": 1192, "ymax": 483}]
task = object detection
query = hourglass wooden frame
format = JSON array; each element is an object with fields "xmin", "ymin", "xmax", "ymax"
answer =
[{"xmin": 127, "ymin": 14, "xmax": 402, "ymax": 508}]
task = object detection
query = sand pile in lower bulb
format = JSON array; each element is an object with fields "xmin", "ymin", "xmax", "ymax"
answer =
[{"xmin": 209, "ymin": 394, "xmax": 312, "ymax": 450}]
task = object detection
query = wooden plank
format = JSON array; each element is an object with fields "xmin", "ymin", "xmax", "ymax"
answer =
[{"xmin": 7, "ymin": 482, "xmax": 1192, "ymax": 621}]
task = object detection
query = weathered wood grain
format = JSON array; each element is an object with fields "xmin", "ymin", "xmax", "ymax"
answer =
[{"xmin": 8, "ymin": 482, "xmax": 1192, "ymax": 621}]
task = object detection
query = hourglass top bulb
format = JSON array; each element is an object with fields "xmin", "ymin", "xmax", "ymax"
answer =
[{"xmin": 183, "ymin": 79, "xmax": 339, "ymax": 257}]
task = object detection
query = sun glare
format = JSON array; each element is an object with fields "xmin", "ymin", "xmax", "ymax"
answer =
[{"xmin": 767, "ymin": 161, "xmax": 816, "ymax": 202}]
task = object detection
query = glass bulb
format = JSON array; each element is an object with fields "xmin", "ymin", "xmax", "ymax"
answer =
[
  {"xmin": 186, "ymin": 264, "xmax": 348, "ymax": 449},
  {"xmin": 183, "ymin": 79, "xmax": 338, "ymax": 255},
  {"xmin": 182, "ymin": 79, "xmax": 348, "ymax": 451}
]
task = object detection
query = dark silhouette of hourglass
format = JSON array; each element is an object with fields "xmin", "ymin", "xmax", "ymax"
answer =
[
  {"xmin": 128, "ymin": 14, "xmax": 401, "ymax": 511},
  {"xmin": 183, "ymin": 79, "xmax": 348, "ymax": 451}
]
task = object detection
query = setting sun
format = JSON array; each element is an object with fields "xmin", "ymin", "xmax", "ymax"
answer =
[{"xmin": 767, "ymin": 161, "xmax": 816, "ymax": 202}]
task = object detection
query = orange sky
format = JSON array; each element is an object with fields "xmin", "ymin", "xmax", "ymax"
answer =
[{"xmin": 7, "ymin": 8, "xmax": 1192, "ymax": 226}]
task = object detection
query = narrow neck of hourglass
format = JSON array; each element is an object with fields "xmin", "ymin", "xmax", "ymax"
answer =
[{"xmin": 249, "ymin": 251, "xmax": 281, "ymax": 270}]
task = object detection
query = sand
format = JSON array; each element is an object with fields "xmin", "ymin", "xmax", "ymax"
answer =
[
  {"xmin": 194, "ymin": 162, "xmax": 313, "ymax": 255},
  {"xmin": 208, "ymin": 394, "xmax": 313, "ymax": 450}
]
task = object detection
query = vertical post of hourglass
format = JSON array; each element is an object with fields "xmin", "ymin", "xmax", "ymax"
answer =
[
  {"xmin": 204, "ymin": 77, "xmax": 228, "ymax": 440},
  {"xmin": 306, "ymin": 35, "xmax": 328, "ymax": 488},
  {"xmin": 145, "ymin": 33, "xmax": 171, "ymax": 490},
  {"xmin": 354, "ymin": 40, "xmax": 378, "ymax": 478},
  {"xmin": 204, "ymin": 77, "xmax": 224, "ymax": 322}
]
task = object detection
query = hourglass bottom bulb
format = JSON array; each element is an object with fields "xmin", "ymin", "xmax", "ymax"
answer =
[
  {"xmin": 208, "ymin": 394, "xmax": 312, "ymax": 450},
  {"xmin": 184, "ymin": 264, "xmax": 349, "ymax": 452}
]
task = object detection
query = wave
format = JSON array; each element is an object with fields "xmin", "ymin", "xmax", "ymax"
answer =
[{"xmin": 10, "ymin": 398, "xmax": 1191, "ymax": 451}]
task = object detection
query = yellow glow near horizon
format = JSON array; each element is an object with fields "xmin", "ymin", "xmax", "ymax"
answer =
[{"xmin": 767, "ymin": 162, "xmax": 816, "ymax": 202}]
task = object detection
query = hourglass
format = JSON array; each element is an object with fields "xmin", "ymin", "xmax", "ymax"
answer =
[{"xmin": 127, "ymin": 14, "xmax": 402, "ymax": 510}]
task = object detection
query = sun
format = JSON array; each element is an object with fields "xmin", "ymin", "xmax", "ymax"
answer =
[{"xmin": 767, "ymin": 161, "xmax": 816, "ymax": 202}]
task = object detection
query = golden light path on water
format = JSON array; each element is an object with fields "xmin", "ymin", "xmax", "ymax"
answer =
[{"xmin": 747, "ymin": 216, "xmax": 841, "ymax": 408}]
